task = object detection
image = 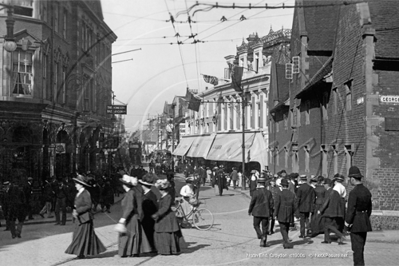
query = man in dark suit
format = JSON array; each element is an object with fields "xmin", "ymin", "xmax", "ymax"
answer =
[
  {"xmin": 345, "ymin": 166, "xmax": 372, "ymax": 266},
  {"xmin": 23, "ymin": 177, "xmax": 34, "ymax": 220},
  {"xmin": 318, "ymin": 178, "xmax": 345, "ymax": 244},
  {"xmin": 274, "ymin": 178, "xmax": 296, "ymax": 249},
  {"xmin": 3, "ymin": 181, "xmax": 26, "ymax": 238},
  {"xmin": 248, "ymin": 177, "xmax": 274, "ymax": 247},
  {"xmin": 295, "ymin": 174, "xmax": 316, "ymax": 238}
]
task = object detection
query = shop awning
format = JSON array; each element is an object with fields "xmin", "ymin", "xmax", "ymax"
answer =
[
  {"xmin": 185, "ymin": 134, "xmax": 216, "ymax": 158},
  {"xmin": 172, "ymin": 137, "xmax": 195, "ymax": 156},
  {"xmin": 206, "ymin": 132, "xmax": 268, "ymax": 170}
]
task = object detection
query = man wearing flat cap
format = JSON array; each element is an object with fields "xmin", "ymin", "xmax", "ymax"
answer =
[
  {"xmin": 295, "ymin": 174, "xmax": 315, "ymax": 238},
  {"xmin": 248, "ymin": 177, "xmax": 274, "ymax": 247},
  {"xmin": 345, "ymin": 166, "xmax": 372, "ymax": 266}
]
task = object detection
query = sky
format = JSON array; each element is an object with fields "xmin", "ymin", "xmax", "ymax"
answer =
[{"xmin": 101, "ymin": 0, "xmax": 295, "ymax": 133}]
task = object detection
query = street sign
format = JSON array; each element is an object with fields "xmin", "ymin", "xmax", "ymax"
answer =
[{"xmin": 106, "ymin": 105, "xmax": 127, "ymax": 114}]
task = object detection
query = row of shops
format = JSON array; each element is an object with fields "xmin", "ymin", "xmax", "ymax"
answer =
[{"xmin": 173, "ymin": 131, "xmax": 268, "ymax": 172}]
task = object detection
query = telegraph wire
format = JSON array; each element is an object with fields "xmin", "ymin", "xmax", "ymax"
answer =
[{"xmin": 164, "ymin": 0, "xmax": 189, "ymax": 87}]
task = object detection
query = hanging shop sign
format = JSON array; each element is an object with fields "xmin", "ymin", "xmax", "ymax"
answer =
[
  {"xmin": 380, "ymin": 95, "xmax": 399, "ymax": 104},
  {"xmin": 106, "ymin": 105, "xmax": 127, "ymax": 114},
  {"xmin": 55, "ymin": 143, "xmax": 66, "ymax": 154}
]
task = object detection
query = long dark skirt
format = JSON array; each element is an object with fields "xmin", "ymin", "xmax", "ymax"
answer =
[
  {"xmin": 119, "ymin": 215, "xmax": 152, "ymax": 257},
  {"xmin": 154, "ymin": 229, "xmax": 186, "ymax": 255},
  {"xmin": 65, "ymin": 220, "xmax": 106, "ymax": 256}
]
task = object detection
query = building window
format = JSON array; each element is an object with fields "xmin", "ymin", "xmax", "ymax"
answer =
[
  {"xmin": 43, "ymin": 54, "xmax": 47, "ymax": 99},
  {"xmin": 304, "ymin": 146, "xmax": 310, "ymax": 173},
  {"xmin": 284, "ymin": 114, "xmax": 288, "ymax": 130},
  {"xmin": 276, "ymin": 148, "xmax": 279, "ymax": 166},
  {"xmin": 296, "ymin": 106, "xmax": 301, "ymax": 126},
  {"xmin": 54, "ymin": 3, "xmax": 59, "ymax": 33},
  {"xmin": 42, "ymin": 4, "xmax": 47, "ymax": 22},
  {"xmin": 14, "ymin": 0, "xmax": 33, "ymax": 17},
  {"xmin": 63, "ymin": 10, "xmax": 67, "ymax": 39},
  {"xmin": 84, "ymin": 77, "xmax": 90, "ymax": 111},
  {"xmin": 344, "ymin": 144, "xmax": 354, "ymax": 176},
  {"xmin": 345, "ymin": 80, "xmax": 352, "ymax": 111},
  {"xmin": 322, "ymin": 91, "xmax": 329, "ymax": 120},
  {"xmin": 305, "ymin": 100, "xmax": 310, "ymax": 125},
  {"xmin": 91, "ymin": 80, "xmax": 96, "ymax": 112},
  {"xmin": 276, "ymin": 120, "xmax": 279, "ymax": 133},
  {"xmin": 290, "ymin": 109, "xmax": 295, "ymax": 127},
  {"xmin": 62, "ymin": 69, "xmax": 66, "ymax": 104},
  {"xmin": 12, "ymin": 50, "xmax": 33, "ymax": 96},
  {"xmin": 284, "ymin": 147, "xmax": 289, "ymax": 168},
  {"xmin": 292, "ymin": 151, "xmax": 299, "ymax": 173},
  {"xmin": 333, "ymin": 87, "xmax": 338, "ymax": 114},
  {"xmin": 53, "ymin": 62, "xmax": 58, "ymax": 102},
  {"xmin": 332, "ymin": 145, "xmax": 338, "ymax": 174},
  {"xmin": 321, "ymin": 145, "xmax": 328, "ymax": 177}
]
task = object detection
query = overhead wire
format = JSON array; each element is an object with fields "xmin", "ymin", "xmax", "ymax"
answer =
[{"xmin": 164, "ymin": 0, "xmax": 189, "ymax": 87}]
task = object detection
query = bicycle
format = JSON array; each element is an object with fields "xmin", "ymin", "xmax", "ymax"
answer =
[{"xmin": 173, "ymin": 197, "xmax": 214, "ymax": 231}]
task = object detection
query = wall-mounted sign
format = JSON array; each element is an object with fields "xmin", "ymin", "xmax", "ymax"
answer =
[
  {"xmin": 55, "ymin": 143, "xmax": 66, "ymax": 154},
  {"xmin": 380, "ymin": 95, "xmax": 399, "ymax": 104},
  {"xmin": 106, "ymin": 105, "xmax": 127, "ymax": 114}
]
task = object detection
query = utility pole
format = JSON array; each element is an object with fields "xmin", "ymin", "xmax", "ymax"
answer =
[
  {"xmin": 241, "ymin": 90, "xmax": 246, "ymax": 190},
  {"xmin": 171, "ymin": 103, "xmax": 176, "ymax": 172}
]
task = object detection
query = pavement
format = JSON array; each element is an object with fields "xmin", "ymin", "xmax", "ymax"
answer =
[{"xmin": 0, "ymin": 173, "xmax": 398, "ymax": 266}]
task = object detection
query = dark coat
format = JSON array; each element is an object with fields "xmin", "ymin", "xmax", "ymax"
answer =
[
  {"xmin": 132, "ymin": 184, "xmax": 144, "ymax": 221},
  {"xmin": 345, "ymin": 184, "xmax": 372, "ymax": 233},
  {"xmin": 153, "ymin": 194, "xmax": 180, "ymax": 233},
  {"xmin": 75, "ymin": 189, "xmax": 93, "ymax": 223},
  {"xmin": 42, "ymin": 181, "xmax": 55, "ymax": 202},
  {"xmin": 274, "ymin": 189, "xmax": 296, "ymax": 223},
  {"xmin": 248, "ymin": 187, "xmax": 274, "ymax": 217},
  {"xmin": 319, "ymin": 188, "xmax": 344, "ymax": 218},
  {"xmin": 314, "ymin": 185, "xmax": 326, "ymax": 205},
  {"xmin": 3, "ymin": 185, "xmax": 26, "ymax": 221},
  {"xmin": 121, "ymin": 189, "xmax": 137, "ymax": 222},
  {"xmin": 295, "ymin": 183, "xmax": 315, "ymax": 213}
]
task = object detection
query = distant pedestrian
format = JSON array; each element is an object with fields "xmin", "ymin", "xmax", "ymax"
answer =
[
  {"xmin": 345, "ymin": 166, "xmax": 372, "ymax": 266},
  {"xmin": 295, "ymin": 175, "xmax": 315, "ymax": 238},
  {"xmin": 274, "ymin": 179, "xmax": 296, "ymax": 249},
  {"xmin": 23, "ymin": 177, "xmax": 34, "ymax": 220},
  {"xmin": 333, "ymin": 173, "xmax": 347, "ymax": 232},
  {"xmin": 54, "ymin": 177, "xmax": 68, "ymax": 225},
  {"xmin": 215, "ymin": 166, "xmax": 226, "ymax": 196},
  {"xmin": 230, "ymin": 167, "xmax": 238, "ymax": 189},
  {"xmin": 39, "ymin": 178, "xmax": 55, "ymax": 218},
  {"xmin": 249, "ymin": 170, "xmax": 259, "ymax": 197},
  {"xmin": 153, "ymin": 179, "xmax": 186, "ymax": 255},
  {"xmin": 65, "ymin": 174, "xmax": 106, "ymax": 259},
  {"xmin": 267, "ymin": 178, "xmax": 280, "ymax": 235},
  {"xmin": 248, "ymin": 177, "xmax": 274, "ymax": 247},
  {"xmin": 101, "ymin": 178, "xmax": 114, "ymax": 213},
  {"xmin": 318, "ymin": 178, "xmax": 345, "ymax": 245},
  {"xmin": 2, "ymin": 181, "xmax": 26, "ymax": 238}
]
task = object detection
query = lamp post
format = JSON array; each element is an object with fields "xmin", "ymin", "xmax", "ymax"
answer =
[
  {"xmin": 3, "ymin": 6, "xmax": 16, "ymax": 53},
  {"xmin": 171, "ymin": 103, "xmax": 176, "ymax": 172}
]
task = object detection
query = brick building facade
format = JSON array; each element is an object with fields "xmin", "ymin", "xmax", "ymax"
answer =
[{"xmin": 269, "ymin": 0, "xmax": 399, "ymax": 212}]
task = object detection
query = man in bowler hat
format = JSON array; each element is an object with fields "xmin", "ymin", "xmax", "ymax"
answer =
[
  {"xmin": 345, "ymin": 166, "xmax": 372, "ymax": 266},
  {"xmin": 248, "ymin": 177, "xmax": 274, "ymax": 247},
  {"xmin": 295, "ymin": 175, "xmax": 315, "ymax": 238},
  {"xmin": 274, "ymin": 178, "xmax": 296, "ymax": 249},
  {"xmin": 318, "ymin": 178, "xmax": 346, "ymax": 245}
]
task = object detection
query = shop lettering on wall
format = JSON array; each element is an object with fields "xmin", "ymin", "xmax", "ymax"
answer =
[{"xmin": 380, "ymin": 95, "xmax": 399, "ymax": 104}]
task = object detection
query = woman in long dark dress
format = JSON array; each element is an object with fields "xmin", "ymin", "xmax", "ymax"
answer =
[
  {"xmin": 310, "ymin": 175, "xmax": 327, "ymax": 237},
  {"xmin": 139, "ymin": 173, "xmax": 158, "ymax": 252},
  {"xmin": 116, "ymin": 174, "xmax": 152, "ymax": 257},
  {"xmin": 152, "ymin": 179, "xmax": 186, "ymax": 255},
  {"xmin": 65, "ymin": 174, "xmax": 106, "ymax": 258}
]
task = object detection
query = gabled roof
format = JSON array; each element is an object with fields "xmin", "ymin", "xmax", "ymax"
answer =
[
  {"xmin": 302, "ymin": 0, "xmax": 341, "ymax": 51},
  {"xmin": 82, "ymin": 0, "xmax": 104, "ymax": 21},
  {"xmin": 369, "ymin": 1, "xmax": 399, "ymax": 59},
  {"xmin": 296, "ymin": 56, "xmax": 333, "ymax": 98}
]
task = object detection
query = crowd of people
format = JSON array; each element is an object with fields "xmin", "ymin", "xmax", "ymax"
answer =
[{"xmin": 247, "ymin": 166, "xmax": 372, "ymax": 266}]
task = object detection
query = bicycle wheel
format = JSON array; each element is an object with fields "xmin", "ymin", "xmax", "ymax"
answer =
[{"xmin": 193, "ymin": 208, "xmax": 214, "ymax": 231}]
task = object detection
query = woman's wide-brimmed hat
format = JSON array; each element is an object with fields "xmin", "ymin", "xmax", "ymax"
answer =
[
  {"xmin": 139, "ymin": 173, "xmax": 156, "ymax": 186},
  {"xmin": 119, "ymin": 174, "xmax": 138, "ymax": 187},
  {"xmin": 185, "ymin": 176, "xmax": 194, "ymax": 183},
  {"xmin": 73, "ymin": 174, "xmax": 90, "ymax": 187},
  {"xmin": 155, "ymin": 179, "xmax": 170, "ymax": 190}
]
